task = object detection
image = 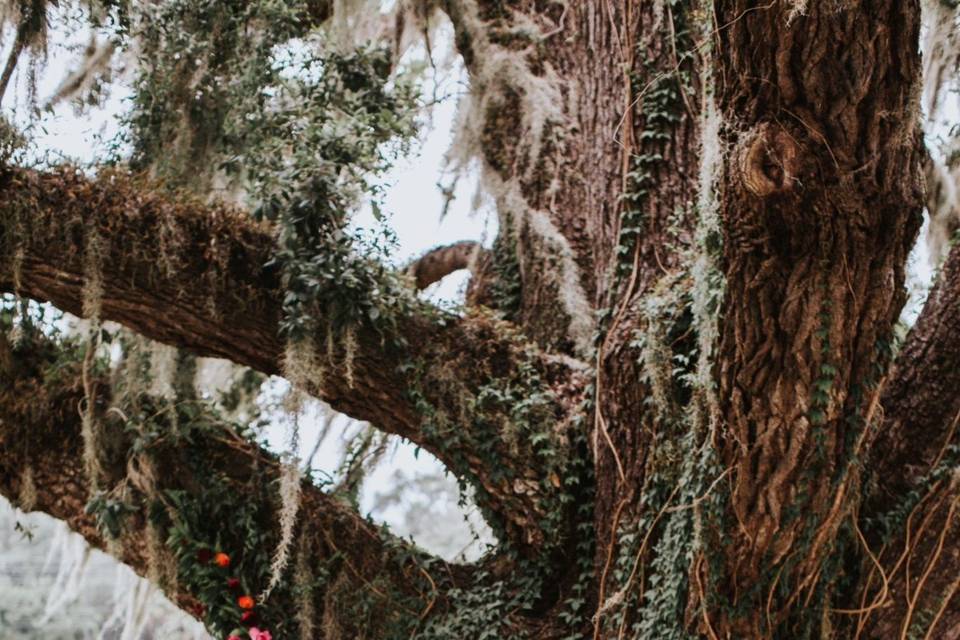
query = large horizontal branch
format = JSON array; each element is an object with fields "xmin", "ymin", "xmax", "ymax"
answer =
[
  {"xmin": 0, "ymin": 333, "xmax": 481, "ymax": 637},
  {"xmin": 0, "ymin": 167, "xmax": 403, "ymax": 428},
  {"xmin": 0, "ymin": 166, "xmax": 583, "ymax": 551}
]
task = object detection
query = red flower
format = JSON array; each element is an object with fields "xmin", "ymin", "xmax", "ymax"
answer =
[
  {"xmin": 214, "ymin": 552, "xmax": 231, "ymax": 568},
  {"xmin": 227, "ymin": 577, "xmax": 241, "ymax": 590},
  {"xmin": 238, "ymin": 595, "xmax": 255, "ymax": 610},
  {"xmin": 196, "ymin": 548, "xmax": 212, "ymax": 563},
  {"xmin": 240, "ymin": 611, "xmax": 257, "ymax": 626},
  {"xmin": 227, "ymin": 636, "xmax": 242, "ymax": 640}
]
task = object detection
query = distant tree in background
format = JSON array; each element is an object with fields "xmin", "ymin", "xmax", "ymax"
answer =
[{"xmin": 0, "ymin": 499, "xmax": 210, "ymax": 639}]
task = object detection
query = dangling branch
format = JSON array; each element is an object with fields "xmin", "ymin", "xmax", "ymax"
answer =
[
  {"xmin": 0, "ymin": 0, "xmax": 51, "ymax": 104},
  {"xmin": 44, "ymin": 37, "xmax": 115, "ymax": 108}
]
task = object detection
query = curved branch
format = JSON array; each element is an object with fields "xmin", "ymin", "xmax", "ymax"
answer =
[
  {"xmin": 0, "ymin": 334, "xmax": 471, "ymax": 637},
  {"xmin": 866, "ymin": 240, "xmax": 960, "ymax": 517},
  {"xmin": 406, "ymin": 241, "xmax": 486, "ymax": 290},
  {"xmin": 0, "ymin": 166, "xmax": 583, "ymax": 551}
]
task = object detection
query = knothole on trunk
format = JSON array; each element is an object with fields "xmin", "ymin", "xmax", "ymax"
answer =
[{"xmin": 738, "ymin": 123, "xmax": 802, "ymax": 198}]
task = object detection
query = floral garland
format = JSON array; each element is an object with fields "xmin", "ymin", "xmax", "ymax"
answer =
[{"xmin": 194, "ymin": 549, "xmax": 273, "ymax": 640}]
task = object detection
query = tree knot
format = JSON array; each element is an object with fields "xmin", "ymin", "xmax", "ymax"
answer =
[{"xmin": 738, "ymin": 123, "xmax": 802, "ymax": 198}]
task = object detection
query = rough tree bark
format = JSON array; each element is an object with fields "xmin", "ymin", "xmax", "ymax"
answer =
[{"xmin": 1, "ymin": 0, "xmax": 958, "ymax": 639}]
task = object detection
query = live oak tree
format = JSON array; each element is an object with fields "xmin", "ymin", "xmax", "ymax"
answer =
[{"xmin": 1, "ymin": 0, "xmax": 959, "ymax": 638}]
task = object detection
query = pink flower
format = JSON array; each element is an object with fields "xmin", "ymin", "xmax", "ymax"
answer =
[{"xmin": 248, "ymin": 628, "xmax": 272, "ymax": 640}]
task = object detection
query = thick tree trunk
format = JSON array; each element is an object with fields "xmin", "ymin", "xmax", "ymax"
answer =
[
  {"xmin": 451, "ymin": 0, "xmax": 932, "ymax": 637},
  {"xmin": 707, "ymin": 1, "xmax": 924, "ymax": 635}
]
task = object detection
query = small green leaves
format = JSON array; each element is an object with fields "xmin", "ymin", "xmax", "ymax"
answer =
[{"xmin": 85, "ymin": 490, "xmax": 138, "ymax": 539}]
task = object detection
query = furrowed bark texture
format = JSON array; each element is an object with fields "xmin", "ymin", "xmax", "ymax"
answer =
[
  {"xmin": 858, "ymin": 478, "xmax": 960, "ymax": 639},
  {"xmin": 708, "ymin": 0, "xmax": 924, "ymax": 633},
  {"xmin": 445, "ymin": 0, "xmax": 697, "ymax": 349},
  {"xmin": 870, "ymin": 240, "xmax": 960, "ymax": 514},
  {"xmin": 580, "ymin": 0, "xmax": 701, "ymax": 583}
]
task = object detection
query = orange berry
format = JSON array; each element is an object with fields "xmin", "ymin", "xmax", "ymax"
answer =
[
  {"xmin": 214, "ymin": 552, "xmax": 230, "ymax": 568},
  {"xmin": 238, "ymin": 595, "xmax": 255, "ymax": 610}
]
